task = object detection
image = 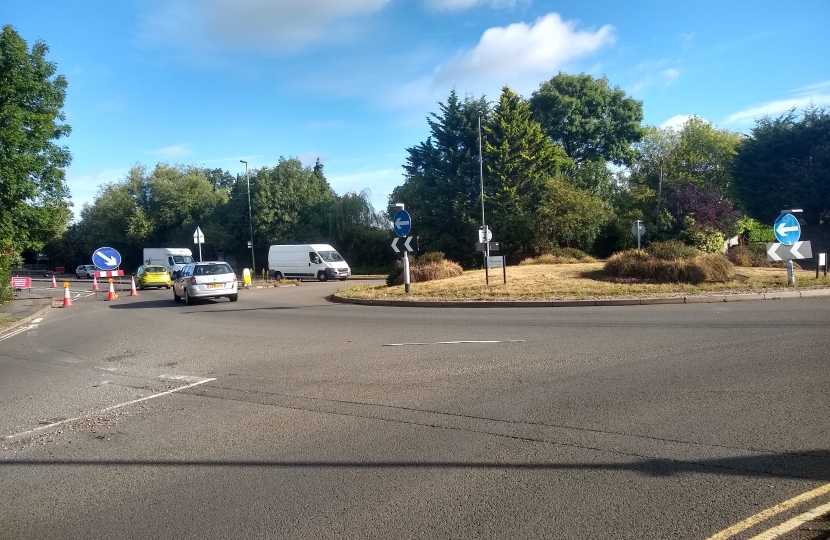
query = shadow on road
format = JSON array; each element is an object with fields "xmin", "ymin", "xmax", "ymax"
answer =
[{"xmin": 2, "ymin": 450, "xmax": 829, "ymax": 481}]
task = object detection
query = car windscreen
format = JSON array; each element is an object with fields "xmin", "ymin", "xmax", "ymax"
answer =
[
  {"xmin": 173, "ymin": 256, "xmax": 195, "ymax": 264},
  {"xmin": 194, "ymin": 263, "xmax": 233, "ymax": 276},
  {"xmin": 145, "ymin": 266, "xmax": 167, "ymax": 273},
  {"xmin": 317, "ymin": 250, "xmax": 343, "ymax": 262}
]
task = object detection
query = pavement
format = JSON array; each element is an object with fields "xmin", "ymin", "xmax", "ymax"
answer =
[{"xmin": 0, "ymin": 290, "xmax": 54, "ymax": 338}]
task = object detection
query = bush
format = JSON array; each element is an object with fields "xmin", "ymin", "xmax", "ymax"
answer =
[
  {"xmin": 646, "ymin": 240, "xmax": 701, "ymax": 260},
  {"xmin": 726, "ymin": 243, "xmax": 796, "ymax": 268},
  {"xmin": 604, "ymin": 250, "xmax": 733, "ymax": 284},
  {"xmin": 519, "ymin": 247, "xmax": 596, "ymax": 265},
  {"xmin": 385, "ymin": 252, "xmax": 464, "ymax": 285}
]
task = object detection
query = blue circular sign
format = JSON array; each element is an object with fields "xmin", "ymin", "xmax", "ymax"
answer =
[
  {"xmin": 773, "ymin": 214, "xmax": 801, "ymax": 245},
  {"xmin": 392, "ymin": 209, "xmax": 412, "ymax": 237},
  {"xmin": 92, "ymin": 246, "xmax": 122, "ymax": 270}
]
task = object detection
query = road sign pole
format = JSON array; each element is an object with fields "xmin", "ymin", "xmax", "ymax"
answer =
[
  {"xmin": 403, "ymin": 251, "xmax": 411, "ymax": 294},
  {"xmin": 786, "ymin": 260, "xmax": 795, "ymax": 285},
  {"xmin": 198, "ymin": 241, "xmax": 202, "ymax": 262},
  {"xmin": 637, "ymin": 221, "xmax": 642, "ymax": 250},
  {"xmin": 503, "ymin": 256, "xmax": 507, "ymax": 284}
]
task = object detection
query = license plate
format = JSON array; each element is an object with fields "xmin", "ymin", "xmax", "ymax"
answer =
[{"xmin": 208, "ymin": 283, "xmax": 223, "ymax": 289}]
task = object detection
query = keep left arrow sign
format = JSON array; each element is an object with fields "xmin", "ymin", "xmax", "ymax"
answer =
[
  {"xmin": 404, "ymin": 236, "xmax": 414, "ymax": 252},
  {"xmin": 391, "ymin": 237, "xmax": 400, "ymax": 253}
]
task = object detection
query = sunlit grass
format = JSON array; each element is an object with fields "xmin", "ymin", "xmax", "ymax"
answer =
[{"xmin": 337, "ymin": 263, "xmax": 830, "ymax": 301}]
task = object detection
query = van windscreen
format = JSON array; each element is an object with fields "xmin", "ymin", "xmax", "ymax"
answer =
[
  {"xmin": 317, "ymin": 251, "xmax": 343, "ymax": 262},
  {"xmin": 173, "ymin": 255, "xmax": 194, "ymax": 264}
]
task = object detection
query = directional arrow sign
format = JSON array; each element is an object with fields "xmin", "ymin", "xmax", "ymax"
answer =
[
  {"xmin": 392, "ymin": 209, "xmax": 411, "ymax": 237},
  {"xmin": 766, "ymin": 241, "xmax": 812, "ymax": 261},
  {"xmin": 193, "ymin": 226, "xmax": 205, "ymax": 244},
  {"xmin": 92, "ymin": 246, "xmax": 122, "ymax": 271},
  {"xmin": 391, "ymin": 237, "xmax": 415, "ymax": 253},
  {"xmin": 773, "ymin": 214, "xmax": 800, "ymax": 245}
]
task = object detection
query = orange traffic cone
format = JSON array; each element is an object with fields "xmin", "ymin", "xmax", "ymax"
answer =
[
  {"xmin": 62, "ymin": 285, "xmax": 73, "ymax": 307},
  {"xmin": 92, "ymin": 275, "xmax": 99, "ymax": 291},
  {"xmin": 51, "ymin": 275, "xmax": 57, "ymax": 288},
  {"xmin": 106, "ymin": 281, "xmax": 116, "ymax": 301},
  {"xmin": 130, "ymin": 276, "xmax": 138, "ymax": 296}
]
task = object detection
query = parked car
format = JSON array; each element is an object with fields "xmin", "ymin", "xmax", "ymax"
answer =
[
  {"xmin": 136, "ymin": 265, "xmax": 171, "ymax": 289},
  {"xmin": 172, "ymin": 261, "xmax": 238, "ymax": 304},
  {"xmin": 75, "ymin": 265, "xmax": 96, "ymax": 279}
]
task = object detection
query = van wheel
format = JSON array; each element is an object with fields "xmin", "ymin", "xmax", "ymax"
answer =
[
  {"xmin": 274, "ymin": 272, "xmax": 283, "ymax": 281},
  {"xmin": 317, "ymin": 271, "xmax": 328, "ymax": 282}
]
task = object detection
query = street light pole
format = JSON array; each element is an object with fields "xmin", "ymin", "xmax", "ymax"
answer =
[
  {"xmin": 478, "ymin": 115, "xmax": 489, "ymax": 285},
  {"xmin": 240, "ymin": 160, "xmax": 255, "ymax": 277}
]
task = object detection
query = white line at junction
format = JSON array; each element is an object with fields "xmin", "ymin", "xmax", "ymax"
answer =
[
  {"xmin": 382, "ymin": 340, "xmax": 525, "ymax": 347},
  {"xmin": 3, "ymin": 376, "xmax": 216, "ymax": 441}
]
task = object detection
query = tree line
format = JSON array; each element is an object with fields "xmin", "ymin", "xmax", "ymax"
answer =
[{"xmin": 2, "ymin": 24, "xmax": 829, "ymax": 299}]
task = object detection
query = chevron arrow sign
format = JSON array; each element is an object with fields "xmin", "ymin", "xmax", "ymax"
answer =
[
  {"xmin": 766, "ymin": 241, "xmax": 812, "ymax": 261},
  {"xmin": 391, "ymin": 236, "xmax": 415, "ymax": 253}
]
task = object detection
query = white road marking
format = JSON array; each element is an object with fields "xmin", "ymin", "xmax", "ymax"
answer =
[
  {"xmin": 382, "ymin": 340, "xmax": 525, "ymax": 347},
  {"xmin": 748, "ymin": 501, "xmax": 830, "ymax": 539},
  {"xmin": 32, "ymin": 318, "xmax": 43, "ymax": 324},
  {"xmin": 0, "ymin": 326, "xmax": 32, "ymax": 342},
  {"xmin": 3, "ymin": 377, "xmax": 216, "ymax": 441}
]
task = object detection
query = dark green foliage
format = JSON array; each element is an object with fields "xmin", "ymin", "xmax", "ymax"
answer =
[
  {"xmin": 390, "ymin": 90, "xmax": 489, "ymax": 267},
  {"xmin": 605, "ymin": 250, "xmax": 733, "ymax": 283},
  {"xmin": 529, "ymin": 72, "xmax": 644, "ymax": 167},
  {"xmin": 733, "ymin": 107, "xmax": 830, "ymax": 226},
  {"xmin": 646, "ymin": 240, "xmax": 701, "ymax": 260}
]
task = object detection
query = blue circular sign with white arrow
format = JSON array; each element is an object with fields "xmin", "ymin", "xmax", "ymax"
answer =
[
  {"xmin": 392, "ymin": 209, "xmax": 412, "ymax": 237},
  {"xmin": 774, "ymin": 214, "xmax": 801, "ymax": 245},
  {"xmin": 92, "ymin": 246, "xmax": 122, "ymax": 270}
]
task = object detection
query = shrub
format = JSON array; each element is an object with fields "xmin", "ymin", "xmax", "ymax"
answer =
[
  {"xmin": 604, "ymin": 250, "xmax": 733, "ymax": 284},
  {"xmin": 646, "ymin": 240, "xmax": 701, "ymax": 260},
  {"xmin": 550, "ymin": 247, "xmax": 591, "ymax": 260},
  {"xmin": 726, "ymin": 243, "xmax": 795, "ymax": 268},
  {"xmin": 519, "ymin": 247, "xmax": 596, "ymax": 265},
  {"xmin": 386, "ymin": 251, "xmax": 464, "ymax": 285}
]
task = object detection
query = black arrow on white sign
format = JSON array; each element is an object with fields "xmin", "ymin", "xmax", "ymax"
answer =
[{"xmin": 391, "ymin": 236, "xmax": 415, "ymax": 253}]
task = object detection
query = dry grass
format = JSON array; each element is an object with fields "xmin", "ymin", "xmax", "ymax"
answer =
[
  {"xmin": 520, "ymin": 253, "xmax": 597, "ymax": 265},
  {"xmin": 605, "ymin": 250, "xmax": 733, "ymax": 284},
  {"xmin": 338, "ymin": 262, "xmax": 830, "ymax": 301},
  {"xmin": 390, "ymin": 260, "xmax": 463, "ymax": 285}
]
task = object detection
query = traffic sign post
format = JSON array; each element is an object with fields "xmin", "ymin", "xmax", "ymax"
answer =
[
  {"xmin": 772, "ymin": 213, "xmax": 804, "ymax": 285},
  {"xmin": 631, "ymin": 221, "xmax": 646, "ymax": 250},
  {"xmin": 391, "ymin": 207, "xmax": 413, "ymax": 294},
  {"xmin": 193, "ymin": 226, "xmax": 205, "ymax": 262},
  {"xmin": 92, "ymin": 247, "xmax": 121, "ymax": 271},
  {"xmin": 773, "ymin": 214, "xmax": 800, "ymax": 245}
]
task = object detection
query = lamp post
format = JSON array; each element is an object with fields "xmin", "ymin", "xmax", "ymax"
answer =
[
  {"xmin": 240, "ymin": 160, "xmax": 255, "ymax": 277},
  {"xmin": 478, "ymin": 114, "xmax": 490, "ymax": 284}
]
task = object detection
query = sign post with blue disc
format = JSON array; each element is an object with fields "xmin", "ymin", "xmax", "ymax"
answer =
[
  {"xmin": 392, "ymin": 208, "xmax": 413, "ymax": 294},
  {"xmin": 773, "ymin": 213, "xmax": 802, "ymax": 285},
  {"xmin": 92, "ymin": 247, "xmax": 122, "ymax": 271}
]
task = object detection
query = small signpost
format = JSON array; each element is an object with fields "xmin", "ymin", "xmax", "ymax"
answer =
[
  {"xmin": 771, "ymin": 212, "xmax": 807, "ymax": 285},
  {"xmin": 631, "ymin": 220, "xmax": 646, "ymax": 249},
  {"xmin": 11, "ymin": 276, "xmax": 31, "ymax": 291},
  {"xmin": 194, "ymin": 226, "xmax": 205, "ymax": 262},
  {"xmin": 392, "ymin": 208, "xmax": 413, "ymax": 294},
  {"xmin": 487, "ymin": 255, "xmax": 507, "ymax": 284}
]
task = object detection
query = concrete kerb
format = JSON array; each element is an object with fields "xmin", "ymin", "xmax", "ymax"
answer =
[
  {"xmin": 330, "ymin": 288, "xmax": 830, "ymax": 308},
  {"xmin": 0, "ymin": 302, "xmax": 53, "ymax": 338}
]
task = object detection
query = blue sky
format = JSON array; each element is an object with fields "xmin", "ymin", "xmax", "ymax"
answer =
[{"xmin": 5, "ymin": 0, "xmax": 830, "ymax": 214}]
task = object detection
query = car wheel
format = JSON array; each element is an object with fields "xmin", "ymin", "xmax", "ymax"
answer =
[
  {"xmin": 184, "ymin": 288, "xmax": 192, "ymax": 305},
  {"xmin": 173, "ymin": 287, "xmax": 181, "ymax": 302},
  {"xmin": 166, "ymin": 285, "xmax": 170, "ymax": 289},
  {"xmin": 229, "ymin": 294, "xmax": 238, "ymax": 302},
  {"xmin": 317, "ymin": 271, "xmax": 328, "ymax": 282}
]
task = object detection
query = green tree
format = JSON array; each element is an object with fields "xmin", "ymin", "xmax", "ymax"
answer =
[
  {"xmin": 529, "ymin": 72, "xmax": 644, "ymax": 168},
  {"xmin": 0, "ymin": 26, "xmax": 71, "ymax": 298},
  {"xmin": 733, "ymin": 107, "xmax": 830, "ymax": 226},
  {"xmin": 483, "ymin": 86, "xmax": 572, "ymax": 260},
  {"xmin": 390, "ymin": 90, "xmax": 489, "ymax": 266}
]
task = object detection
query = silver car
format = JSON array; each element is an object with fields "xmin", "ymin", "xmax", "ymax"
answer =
[
  {"xmin": 76, "ymin": 264, "xmax": 96, "ymax": 278},
  {"xmin": 172, "ymin": 262, "xmax": 238, "ymax": 304}
]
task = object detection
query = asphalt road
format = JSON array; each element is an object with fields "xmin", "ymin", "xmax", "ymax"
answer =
[{"xmin": 1, "ymin": 283, "xmax": 829, "ymax": 539}]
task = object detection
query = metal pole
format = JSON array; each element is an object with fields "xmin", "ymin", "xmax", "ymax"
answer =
[
  {"xmin": 786, "ymin": 260, "xmax": 795, "ymax": 285},
  {"xmin": 198, "ymin": 241, "xmax": 202, "ymax": 262},
  {"xmin": 403, "ymin": 251, "xmax": 410, "ymax": 294},
  {"xmin": 656, "ymin": 156, "xmax": 663, "ymax": 220},
  {"xmin": 241, "ymin": 160, "xmax": 255, "ymax": 277},
  {"xmin": 637, "ymin": 221, "xmax": 642, "ymax": 250},
  {"xmin": 479, "ymin": 115, "xmax": 489, "ymax": 284}
]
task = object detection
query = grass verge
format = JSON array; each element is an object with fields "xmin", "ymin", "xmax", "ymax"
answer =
[{"xmin": 337, "ymin": 263, "xmax": 830, "ymax": 301}]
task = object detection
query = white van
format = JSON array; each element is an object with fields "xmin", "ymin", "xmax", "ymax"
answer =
[
  {"xmin": 143, "ymin": 248, "xmax": 195, "ymax": 275},
  {"xmin": 267, "ymin": 244, "xmax": 351, "ymax": 281}
]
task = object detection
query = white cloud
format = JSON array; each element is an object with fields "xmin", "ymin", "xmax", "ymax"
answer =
[
  {"xmin": 423, "ymin": 0, "xmax": 519, "ymax": 11},
  {"xmin": 726, "ymin": 82, "xmax": 830, "ymax": 125},
  {"xmin": 150, "ymin": 144, "xmax": 193, "ymax": 159},
  {"xmin": 143, "ymin": 0, "xmax": 391, "ymax": 54},
  {"xmin": 660, "ymin": 114, "xmax": 693, "ymax": 130},
  {"xmin": 392, "ymin": 13, "xmax": 614, "ymax": 107}
]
